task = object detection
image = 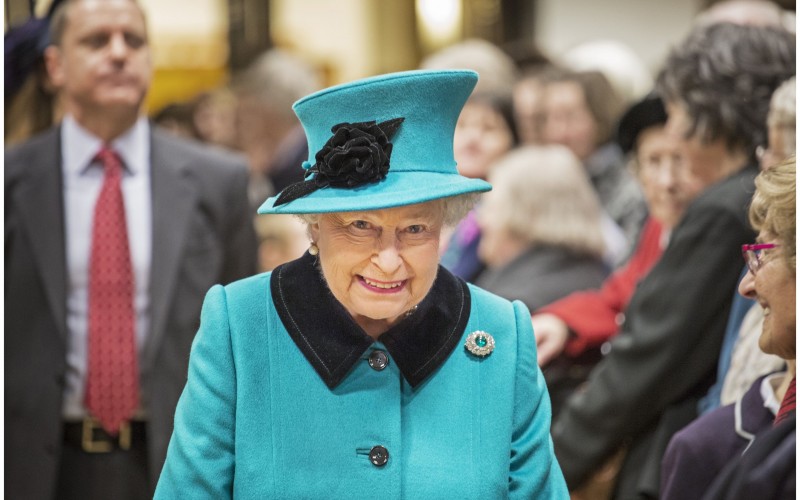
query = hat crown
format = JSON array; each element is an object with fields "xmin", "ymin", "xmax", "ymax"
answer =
[
  {"xmin": 294, "ymin": 69, "xmax": 478, "ymax": 176},
  {"xmin": 258, "ymin": 69, "xmax": 491, "ymax": 214}
]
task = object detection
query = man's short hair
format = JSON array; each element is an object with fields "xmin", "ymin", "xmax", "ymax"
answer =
[{"xmin": 48, "ymin": 0, "xmax": 147, "ymax": 47}]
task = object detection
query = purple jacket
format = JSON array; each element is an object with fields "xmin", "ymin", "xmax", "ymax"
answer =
[{"xmin": 660, "ymin": 375, "xmax": 776, "ymax": 499}]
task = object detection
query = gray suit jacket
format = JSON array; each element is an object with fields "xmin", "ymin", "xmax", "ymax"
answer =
[{"xmin": 4, "ymin": 125, "xmax": 258, "ymax": 499}]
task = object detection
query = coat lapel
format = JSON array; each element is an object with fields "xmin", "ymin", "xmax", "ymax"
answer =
[
  {"xmin": 142, "ymin": 130, "xmax": 197, "ymax": 373},
  {"xmin": 12, "ymin": 128, "xmax": 68, "ymax": 342}
]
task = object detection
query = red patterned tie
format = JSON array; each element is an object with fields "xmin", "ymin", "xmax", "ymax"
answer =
[
  {"xmin": 774, "ymin": 376, "xmax": 796, "ymax": 427},
  {"xmin": 85, "ymin": 146, "xmax": 139, "ymax": 435}
]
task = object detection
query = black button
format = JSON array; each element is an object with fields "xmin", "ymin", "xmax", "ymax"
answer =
[
  {"xmin": 369, "ymin": 445, "xmax": 389, "ymax": 467},
  {"xmin": 368, "ymin": 350, "xmax": 389, "ymax": 371}
]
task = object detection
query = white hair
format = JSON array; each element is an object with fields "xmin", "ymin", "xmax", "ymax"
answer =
[
  {"xmin": 483, "ymin": 145, "xmax": 606, "ymax": 258},
  {"xmin": 294, "ymin": 192, "xmax": 479, "ymax": 230}
]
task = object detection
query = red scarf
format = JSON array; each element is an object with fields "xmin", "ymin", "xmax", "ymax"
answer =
[{"xmin": 774, "ymin": 376, "xmax": 795, "ymax": 427}]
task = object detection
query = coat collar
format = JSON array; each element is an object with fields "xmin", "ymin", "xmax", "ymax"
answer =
[
  {"xmin": 271, "ymin": 251, "xmax": 471, "ymax": 389},
  {"xmin": 735, "ymin": 373, "xmax": 784, "ymax": 442}
]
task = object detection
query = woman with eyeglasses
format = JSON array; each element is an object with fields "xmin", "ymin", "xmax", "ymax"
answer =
[{"xmin": 661, "ymin": 158, "xmax": 796, "ymax": 500}]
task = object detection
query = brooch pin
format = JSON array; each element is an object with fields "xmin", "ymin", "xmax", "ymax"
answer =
[{"xmin": 465, "ymin": 331, "xmax": 495, "ymax": 357}]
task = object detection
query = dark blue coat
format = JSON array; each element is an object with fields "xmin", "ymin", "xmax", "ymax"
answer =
[{"xmin": 661, "ymin": 375, "xmax": 777, "ymax": 499}]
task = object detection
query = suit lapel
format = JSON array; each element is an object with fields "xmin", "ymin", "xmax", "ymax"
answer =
[
  {"xmin": 142, "ymin": 130, "xmax": 197, "ymax": 372},
  {"xmin": 13, "ymin": 128, "xmax": 69, "ymax": 342}
]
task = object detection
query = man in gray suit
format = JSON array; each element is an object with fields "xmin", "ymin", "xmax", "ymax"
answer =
[{"xmin": 4, "ymin": 0, "xmax": 257, "ymax": 498}]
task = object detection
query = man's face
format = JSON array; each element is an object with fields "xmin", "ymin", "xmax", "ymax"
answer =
[{"xmin": 46, "ymin": 0, "xmax": 152, "ymax": 117}]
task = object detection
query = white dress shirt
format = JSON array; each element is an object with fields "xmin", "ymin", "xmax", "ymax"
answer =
[{"xmin": 61, "ymin": 115, "xmax": 153, "ymax": 419}]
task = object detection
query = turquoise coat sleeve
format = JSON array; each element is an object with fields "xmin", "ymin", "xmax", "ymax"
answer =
[
  {"xmin": 509, "ymin": 300, "xmax": 569, "ymax": 498},
  {"xmin": 155, "ymin": 284, "xmax": 237, "ymax": 498}
]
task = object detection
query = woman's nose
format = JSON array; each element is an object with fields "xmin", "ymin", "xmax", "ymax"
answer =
[
  {"xmin": 738, "ymin": 270, "xmax": 757, "ymax": 299},
  {"xmin": 373, "ymin": 234, "xmax": 403, "ymax": 273}
]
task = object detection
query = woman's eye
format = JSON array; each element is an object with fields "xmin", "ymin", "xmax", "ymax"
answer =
[
  {"xmin": 406, "ymin": 225, "xmax": 424, "ymax": 234},
  {"xmin": 352, "ymin": 220, "xmax": 372, "ymax": 230}
]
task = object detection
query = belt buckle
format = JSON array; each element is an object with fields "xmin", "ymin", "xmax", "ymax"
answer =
[{"xmin": 81, "ymin": 418, "xmax": 131, "ymax": 453}]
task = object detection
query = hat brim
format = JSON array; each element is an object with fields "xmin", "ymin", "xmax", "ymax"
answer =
[{"xmin": 258, "ymin": 171, "xmax": 491, "ymax": 214}]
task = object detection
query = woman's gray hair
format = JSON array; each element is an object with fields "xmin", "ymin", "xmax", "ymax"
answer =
[
  {"xmin": 420, "ymin": 38, "xmax": 519, "ymax": 96},
  {"xmin": 767, "ymin": 77, "xmax": 796, "ymax": 158},
  {"xmin": 656, "ymin": 23, "xmax": 795, "ymax": 157},
  {"xmin": 768, "ymin": 77, "xmax": 796, "ymax": 128},
  {"xmin": 482, "ymin": 145, "xmax": 606, "ymax": 258},
  {"xmin": 294, "ymin": 192, "xmax": 480, "ymax": 231}
]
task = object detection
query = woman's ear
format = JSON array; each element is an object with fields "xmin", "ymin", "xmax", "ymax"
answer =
[{"xmin": 308, "ymin": 220, "xmax": 321, "ymax": 244}]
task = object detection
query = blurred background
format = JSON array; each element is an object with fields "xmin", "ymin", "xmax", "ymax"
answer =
[{"xmin": 6, "ymin": 0, "xmax": 795, "ymax": 115}]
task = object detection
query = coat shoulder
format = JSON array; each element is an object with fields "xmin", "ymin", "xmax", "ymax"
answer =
[
  {"xmin": 468, "ymin": 283, "xmax": 517, "ymax": 314},
  {"xmin": 693, "ymin": 166, "xmax": 757, "ymax": 214},
  {"xmin": 5, "ymin": 127, "xmax": 59, "ymax": 179},
  {"xmin": 467, "ymin": 283, "xmax": 531, "ymax": 334}
]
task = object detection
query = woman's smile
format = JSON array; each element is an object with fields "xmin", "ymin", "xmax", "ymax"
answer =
[{"xmin": 358, "ymin": 276, "xmax": 407, "ymax": 293}]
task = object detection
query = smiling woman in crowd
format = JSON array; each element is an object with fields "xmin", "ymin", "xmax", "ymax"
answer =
[
  {"xmin": 155, "ymin": 69, "xmax": 568, "ymax": 499},
  {"xmin": 661, "ymin": 158, "xmax": 796, "ymax": 499}
]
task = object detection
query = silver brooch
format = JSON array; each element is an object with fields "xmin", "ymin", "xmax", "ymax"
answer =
[{"xmin": 465, "ymin": 331, "xmax": 495, "ymax": 357}]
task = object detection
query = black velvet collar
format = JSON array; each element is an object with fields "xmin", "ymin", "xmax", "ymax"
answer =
[{"xmin": 270, "ymin": 251, "xmax": 471, "ymax": 389}]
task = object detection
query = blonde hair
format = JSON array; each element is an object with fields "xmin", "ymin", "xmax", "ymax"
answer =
[
  {"xmin": 486, "ymin": 145, "xmax": 606, "ymax": 258},
  {"xmin": 749, "ymin": 156, "xmax": 796, "ymax": 272}
]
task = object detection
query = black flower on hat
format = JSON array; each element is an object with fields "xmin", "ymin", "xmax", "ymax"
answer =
[{"xmin": 274, "ymin": 117, "xmax": 404, "ymax": 206}]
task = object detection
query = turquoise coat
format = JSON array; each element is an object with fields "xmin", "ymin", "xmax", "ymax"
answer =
[{"xmin": 156, "ymin": 254, "xmax": 567, "ymax": 498}]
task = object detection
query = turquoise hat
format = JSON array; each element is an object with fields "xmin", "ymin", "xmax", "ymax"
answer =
[{"xmin": 258, "ymin": 69, "xmax": 492, "ymax": 214}]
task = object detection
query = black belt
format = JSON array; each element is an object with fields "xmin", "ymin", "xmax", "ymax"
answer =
[{"xmin": 63, "ymin": 419, "xmax": 147, "ymax": 453}]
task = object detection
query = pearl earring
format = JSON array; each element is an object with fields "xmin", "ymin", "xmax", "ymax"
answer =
[{"xmin": 308, "ymin": 243, "xmax": 319, "ymax": 256}]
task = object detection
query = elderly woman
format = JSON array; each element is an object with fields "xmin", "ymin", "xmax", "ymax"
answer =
[
  {"xmin": 475, "ymin": 144, "xmax": 610, "ymax": 419},
  {"xmin": 661, "ymin": 158, "xmax": 796, "ymax": 499},
  {"xmin": 475, "ymin": 145, "xmax": 608, "ymax": 312},
  {"xmin": 541, "ymin": 69, "xmax": 648, "ymax": 261},
  {"xmin": 155, "ymin": 70, "xmax": 568, "ymax": 498}
]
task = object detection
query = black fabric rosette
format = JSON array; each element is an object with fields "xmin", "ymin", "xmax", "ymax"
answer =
[{"xmin": 274, "ymin": 117, "xmax": 404, "ymax": 206}]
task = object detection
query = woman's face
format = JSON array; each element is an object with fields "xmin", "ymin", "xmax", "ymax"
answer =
[
  {"xmin": 635, "ymin": 126, "xmax": 704, "ymax": 229},
  {"xmin": 738, "ymin": 237, "xmax": 796, "ymax": 360},
  {"xmin": 309, "ymin": 201, "xmax": 444, "ymax": 337},
  {"xmin": 665, "ymin": 101, "xmax": 747, "ymax": 189},
  {"xmin": 454, "ymin": 101, "xmax": 514, "ymax": 179},
  {"xmin": 513, "ymin": 77, "xmax": 546, "ymax": 145},
  {"xmin": 542, "ymin": 81, "xmax": 598, "ymax": 161}
]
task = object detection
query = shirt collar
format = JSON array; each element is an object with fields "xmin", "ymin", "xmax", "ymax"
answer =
[
  {"xmin": 761, "ymin": 371, "xmax": 788, "ymax": 415},
  {"xmin": 61, "ymin": 114, "xmax": 150, "ymax": 176},
  {"xmin": 271, "ymin": 251, "xmax": 471, "ymax": 389}
]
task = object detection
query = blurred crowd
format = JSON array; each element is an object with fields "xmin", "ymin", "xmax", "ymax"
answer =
[{"xmin": 4, "ymin": 0, "xmax": 796, "ymax": 498}]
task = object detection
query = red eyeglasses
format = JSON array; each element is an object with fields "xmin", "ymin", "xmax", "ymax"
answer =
[{"xmin": 741, "ymin": 243, "xmax": 779, "ymax": 275}]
